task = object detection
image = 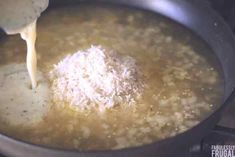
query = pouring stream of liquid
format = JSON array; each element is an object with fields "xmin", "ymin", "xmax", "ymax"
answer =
[{"xmin": 19, "ymin": 20, "xmax": 37, "ymax": 88}]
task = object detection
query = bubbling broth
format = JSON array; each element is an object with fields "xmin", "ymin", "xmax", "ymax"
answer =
[{"xmin": 0, "ymin": 5, "xmax": 223, "ymax": 150}]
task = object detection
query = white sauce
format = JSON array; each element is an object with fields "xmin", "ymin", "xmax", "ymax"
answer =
[
  {"xmin": 19, "ymin": 20, "xmax": 37, "ymax": 88},
  {"xmin": 0, "ymin": 64, "xmax": 49, "ymax": 126}
]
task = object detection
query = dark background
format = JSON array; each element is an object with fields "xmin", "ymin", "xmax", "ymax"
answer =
[{"xmin": 209, "ymin": 0, "xmax": 235, "ymax": 31}]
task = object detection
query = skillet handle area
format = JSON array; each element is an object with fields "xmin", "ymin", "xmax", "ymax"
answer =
[{"xmin": 190, "ymin": 125, "xmax": 235, "ymax": 156}]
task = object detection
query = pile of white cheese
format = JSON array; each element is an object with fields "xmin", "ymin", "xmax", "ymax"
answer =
[{"xmin": 49, "ymin": 45, "xmax": 144, "ymax": 111}]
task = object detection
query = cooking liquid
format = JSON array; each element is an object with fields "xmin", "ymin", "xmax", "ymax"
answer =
[{"xmin": 0, "ymin": 5, "xmax": 224, "ymax": 150}]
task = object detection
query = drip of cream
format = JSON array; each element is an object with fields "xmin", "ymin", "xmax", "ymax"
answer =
[
  {"xmin": 0, "ymin": 0, "xmax": 49, "ymax": 89},
  {"xmin": 19, "ymin": 20, "xmax": 37, "ymax": 88}
]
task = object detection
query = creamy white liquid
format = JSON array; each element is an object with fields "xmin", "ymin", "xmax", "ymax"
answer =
[
  {"xmin": 0, "ymin": 0, "xmax": 49, "ymax": 89},
  {"xmin": 0, "ymin": 64, "xmax": 50, "ymax": 126},
  {"xmin": 19, "ymin": 20, "xmax": 37, "ymax": 88}
]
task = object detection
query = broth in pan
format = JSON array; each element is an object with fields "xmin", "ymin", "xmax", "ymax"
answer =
[{"xmin": 0, "ymin": 5, "xmax": 223, "ymax": 150}]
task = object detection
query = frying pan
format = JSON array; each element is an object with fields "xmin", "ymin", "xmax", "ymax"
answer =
[{"xmin": 0, "ymin": 0, "xmax": 235, "ymax": 157}]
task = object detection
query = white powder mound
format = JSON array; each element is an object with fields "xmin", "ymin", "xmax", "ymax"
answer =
[
  {"xmin": 50, "ymin": 45, "xmax": 144, "ymax": 111},
  {"xmin": 0, "ymin": 64, "xmax": 50, "ymax": 126}
]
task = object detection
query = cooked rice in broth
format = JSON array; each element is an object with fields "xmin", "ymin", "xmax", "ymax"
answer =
[{"xmin": 0, "ymin": 4, "xmax": 223, "ymax": 150}]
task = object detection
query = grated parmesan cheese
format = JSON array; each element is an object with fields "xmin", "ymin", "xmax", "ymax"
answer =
[{"xmin": 49, "ymin": 45, "xmax": 144, "ymax": 111}]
